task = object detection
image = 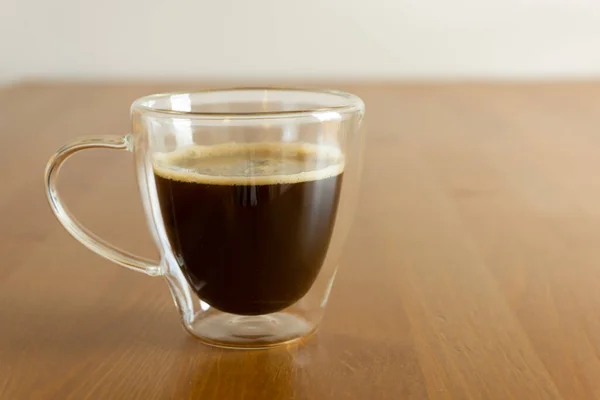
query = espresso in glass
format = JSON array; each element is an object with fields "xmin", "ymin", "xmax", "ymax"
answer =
[{"xmin": 153, "ymin": 142, "xmax": 344, "ymax": 315}]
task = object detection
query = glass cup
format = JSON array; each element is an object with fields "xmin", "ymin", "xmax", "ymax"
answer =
[{"xmin": 45, "ymin": 88, "xmax": 365, "ymax": 349}]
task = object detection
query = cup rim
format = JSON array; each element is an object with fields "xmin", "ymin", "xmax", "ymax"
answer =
[{"xmin": 131, "ymin": 87, "xmax": 364, "ymax": 119}]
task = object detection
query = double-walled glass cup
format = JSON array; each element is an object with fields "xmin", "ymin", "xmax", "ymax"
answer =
[{"xmin": 45, "ymin": 88, "xmax": 365, "ymax": 349}]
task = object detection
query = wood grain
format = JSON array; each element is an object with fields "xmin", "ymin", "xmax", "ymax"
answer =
[{"xmin": 2, "ymin": 81, "xmax": 600, "ymax": 399}]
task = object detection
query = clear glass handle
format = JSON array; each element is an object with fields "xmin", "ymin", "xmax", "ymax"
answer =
[{"xmin": 44, "ymin": 135, "xmax": 162, "ymax": 276}]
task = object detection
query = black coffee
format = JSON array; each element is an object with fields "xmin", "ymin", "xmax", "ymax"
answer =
[{"xmin": 153, "ymin": 143, "xmax": 344, "ymax": 315}]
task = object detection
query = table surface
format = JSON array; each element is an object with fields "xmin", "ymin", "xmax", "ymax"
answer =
[{"xmin": 2, "ymin": 82, "xmax": 600, "ymax": 399}]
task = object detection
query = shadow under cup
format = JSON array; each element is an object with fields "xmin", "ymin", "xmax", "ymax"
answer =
[{"xmin": 46, "ymin": 88, "xmax": 365, "ymax": 349}]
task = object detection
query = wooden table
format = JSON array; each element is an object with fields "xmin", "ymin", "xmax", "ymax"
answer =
[{"xmin": 2, "ymin": 82, "xmax": 600, "ymax": 399}]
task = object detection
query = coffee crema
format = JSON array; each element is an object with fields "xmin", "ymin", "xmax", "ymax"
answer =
[{"xmin": 153, "ymin": 143, "xmax": 344, "ymax": 315}]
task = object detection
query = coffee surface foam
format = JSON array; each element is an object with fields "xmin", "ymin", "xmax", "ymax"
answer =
[{"xmin": 153, "ymin": 142, "xmax": 344, "ymax": 185}]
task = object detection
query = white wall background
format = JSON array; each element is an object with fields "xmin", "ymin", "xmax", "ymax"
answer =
[{"xmin": 2, "ymin": 0, "xmax": 600, "ymax": 84}]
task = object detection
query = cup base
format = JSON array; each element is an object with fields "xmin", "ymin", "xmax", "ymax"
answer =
[{"xmin": 184, "ymin": 311, "xmax": 317, "ymax": 349}]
